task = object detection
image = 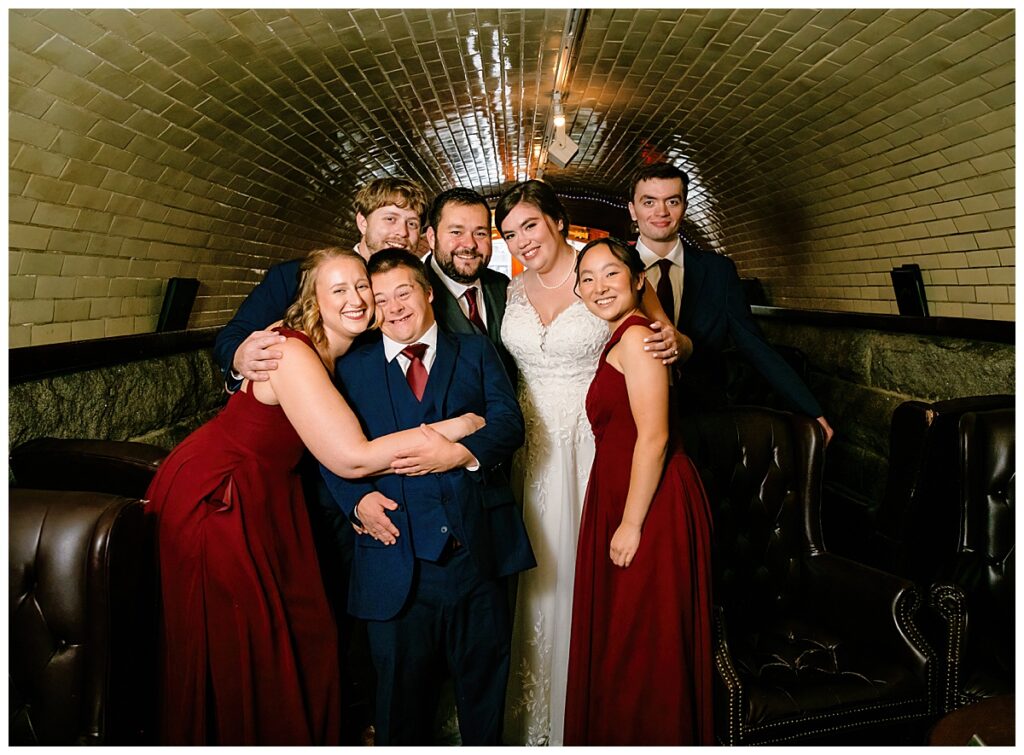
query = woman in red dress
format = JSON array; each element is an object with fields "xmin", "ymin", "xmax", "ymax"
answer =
[
  {"xmin": 145, "ymin": 247, "xmax": 483, "ymax": 745},
  {"xmin": 564, "ymin": 237, "xmax": 714, "ymax": 745}
]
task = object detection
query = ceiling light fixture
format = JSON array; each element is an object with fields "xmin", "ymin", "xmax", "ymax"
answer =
[
  {"xmin": 536, "ymin": 9, "xmax": 589, "ymax": 178},
  {"xmin": 552, "ymin": 93, "xmax": 566, "ymax": 130}
]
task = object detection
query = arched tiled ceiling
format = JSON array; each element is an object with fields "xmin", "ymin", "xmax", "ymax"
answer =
[{"xmin": 8, "ymin": 8, "xmax": 1014, "ymax": 345}]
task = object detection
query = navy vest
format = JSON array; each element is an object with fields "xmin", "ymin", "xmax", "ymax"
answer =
[{"xmin": 388, "ymin": 357, "xmax": 457, "ymax": 561}]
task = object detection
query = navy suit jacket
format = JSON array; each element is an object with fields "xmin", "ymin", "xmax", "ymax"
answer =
[
  {"xmin": 213, "ymin": 256, "xmax": 516, "ymax": 389},
  {"xmin": 676, "ymin": 243, "xmax": 823, "ymax": 418},
  {"xmin": 321, "ymin": 329, "xmax": 534, "ymax": 621}
]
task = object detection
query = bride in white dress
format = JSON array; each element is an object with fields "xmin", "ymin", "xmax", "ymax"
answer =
[{"xmin": 496, "ymin": 182, "xmax": 681, "ymax": 745}]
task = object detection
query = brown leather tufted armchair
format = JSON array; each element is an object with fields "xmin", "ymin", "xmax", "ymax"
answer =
[
  {"xmin": 9, "ymin": 438, "xmax": 167, "ymax": 745},
  {"xmin": 930, "ymin": 407, "xmax": 1014, "ymax": 711},
  {"xmin": 680, "ymin": 408, "xmax": 938, "ymax": 745},
  {"xmin": 889, "ymin": 396, "xmax": 1014, "ymax": 586}
]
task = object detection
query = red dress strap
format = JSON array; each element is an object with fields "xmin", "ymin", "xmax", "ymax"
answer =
[
  {"xmin": 601, "ymin": 314, "xmax": 651, "ymax": 361},
  {"xmin": 272, "ymin": 326, "xmax": 315, "ymax": 349}
]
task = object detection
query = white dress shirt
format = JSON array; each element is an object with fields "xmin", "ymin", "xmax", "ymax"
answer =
[
  {"xmin": 429, "ymin": 255, "xmax": 488, "ymax": 328},
  {"xmin": 636, "ymin": 237, "xmax": 686, "ymax": 324},
  {"xmin": 383, "ymin": 321, "xmax": 439, "ymax": 374}
]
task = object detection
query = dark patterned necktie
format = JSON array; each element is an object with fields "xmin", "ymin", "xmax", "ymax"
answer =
[
  {"xmin": 655, "ymin": 258, "xmax": 675, "ymax": 322},
  {"xmin": 463, "ymin": 287, "xmax": 487, "ymax": 334},
  {"xmin": 400, "ymin": 343, "xmax": 428, "ymax": 401}
]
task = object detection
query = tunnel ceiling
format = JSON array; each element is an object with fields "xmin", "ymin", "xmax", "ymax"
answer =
[
  {"xmin": 9, "ymin": 8, "xmax": 1014, "ymax": 342},
  {"xmin": 12, "ymin": 8, "xmax": 1011, "ymax": 227}
]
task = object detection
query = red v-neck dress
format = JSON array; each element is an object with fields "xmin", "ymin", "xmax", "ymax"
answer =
[
  {"xmin": 564, "ymin": 315, "xmax": 714, "ymax": 745},
  {"xmin": 145, "ymin": 328, "xmax": 341, "ymax": 745}
]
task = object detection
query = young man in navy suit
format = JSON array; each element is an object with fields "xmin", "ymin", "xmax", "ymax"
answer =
[
  {"xmin": 629, "ymin": 162, "xmax": 834, "ymax": 442},
  {"xmin": 321, "ymin": 249, "xmax": 533, "ymax": 745}
]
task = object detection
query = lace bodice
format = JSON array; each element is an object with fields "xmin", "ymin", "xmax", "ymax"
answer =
[{"xmin": 501, "ymin": 275, "xmax": 608, "ymax": 427}]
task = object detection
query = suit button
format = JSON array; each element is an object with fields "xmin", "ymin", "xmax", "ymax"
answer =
[{"xmin": 441, "ymin": 526, "xmax": 448, "ymax": 534}]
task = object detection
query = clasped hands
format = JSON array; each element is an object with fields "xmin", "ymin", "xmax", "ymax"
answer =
[{"xmin": 354, "ymin": 414, "xmax": 483, "ymax": 544}]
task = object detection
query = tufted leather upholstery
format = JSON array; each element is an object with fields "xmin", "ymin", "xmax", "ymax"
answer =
[
  {"xmin": 680, "ymin": 408, "xmax": 937, "ymax": 745},
  {"xmin": 8, "ymin": 438, "xmax": 166, "ymax": 745},
  {"xmin": 931, "ymin": 407, "xmax": 1014, "ymax": 710},
  {"xmin": 10, "ymin": 437, "xmax": 166, "ymax": 496},
  {"xmin": 886, "ymin": 395, "xmax": 1014, "ymax": 584}
]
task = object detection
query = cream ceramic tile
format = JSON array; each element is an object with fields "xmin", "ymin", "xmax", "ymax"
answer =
[
  {"xmin": 71, "ymin": 319, "xmax": 106, "ymax": 341},
  {"xmin": 932, "ymin": 302, "xmax": 964, "ymax": 317},
  {"xmin": 960, "ymin": 302, "xmax": 993, "ymax": 318},
  {"xmin": 986, "ymin": 266, "xmax": 1015, "ymax": 285},
  {"xmin": 10, "ymin": 298, "xmax": 55, "ymax": 324},
  {"xmin": 31, "ymin": 322, "xmax": 73, "ymax": 344},
  {"xmin": 104, "ymin": 316, "xmax": 135, "ymax": 337},
  {"xmin": 54, "ymin": 298, "xmax": 91, "ymax": 322},
  {"xmin": 89, "ymin": 297, "xmax": 122, "ymax": 318},
  {"xmin": 8, "ymin": 8, "xmax": 1016, "ymax": 344},
  {"xmin": 9, "ymin": 275, "xmax": 37, "ymax": 300}
]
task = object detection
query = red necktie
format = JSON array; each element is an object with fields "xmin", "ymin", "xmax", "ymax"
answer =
[
  {"xmin": 400, "ymin": 343, "xmax": 428, "ymax": 401},
  {"xmin": 655, "ymin": 258, "xmax": 675, "ymax": 322},
  {"xmin": 463, "ymin": 287, "xmax": 487, "ymax": 334}
]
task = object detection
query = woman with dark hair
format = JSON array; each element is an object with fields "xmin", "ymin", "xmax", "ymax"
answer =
[
  {"xmin": 564, "ymin": 237, "xmax": 713, "ymax": 745},
  {"xmin": 146, "ymin": 247, "xmax": 483, "ymax": 746},
  {"xmin": 495, "ymin": 182, "xmax": 684, "ymax": 745}
]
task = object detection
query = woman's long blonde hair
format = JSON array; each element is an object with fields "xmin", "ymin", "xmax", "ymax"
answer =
[{"xmin": 282, "ymin": 246, "xmax": 371, "ymax": 373}]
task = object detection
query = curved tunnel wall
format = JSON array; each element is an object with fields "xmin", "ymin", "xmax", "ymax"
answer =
[{"xmin": 8, "ymin": 8, "xmax": 1015, "ymax": 348}]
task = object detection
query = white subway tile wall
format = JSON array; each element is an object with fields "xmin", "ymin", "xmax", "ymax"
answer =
[{"xmin": 8, "ymin": 9, "xmax": 1014, "ymax": 346}]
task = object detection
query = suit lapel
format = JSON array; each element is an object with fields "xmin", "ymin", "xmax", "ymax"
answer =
[
  {"xmin": 425, "ymin": 329, "xmax": 459, "ymax": 418},
  {"xmin": 363, "ymin": 341, "xmax": 402, "ymax": 432},
  {"xmin": 481, "ymin": 274, "xmax": 506, "ymax": 342},
  {"xmin": 679, "ymin": 244, "xmax": 705, "ymax": 329},
  {"xmin": 426, "ymin": 255, "xmax": 474, "ymax": 335}
]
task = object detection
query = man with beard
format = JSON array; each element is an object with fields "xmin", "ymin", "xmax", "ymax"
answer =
[
  {"xmin": 423, "ymin": 187, "xmax": 517, "ymax": 383},
  {"xmin": 213, "ymin": 176, "xmax": 428, "ymax": 389}
]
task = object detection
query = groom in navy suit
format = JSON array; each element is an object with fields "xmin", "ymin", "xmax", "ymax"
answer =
[{"xmin": 321, "ymin": 249, "xmax": 534, "ymax": 745}]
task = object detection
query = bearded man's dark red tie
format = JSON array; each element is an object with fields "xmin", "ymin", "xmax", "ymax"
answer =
[{"xmin": 463, "ymin": 287, "xmax": 487, "ymax": 334}]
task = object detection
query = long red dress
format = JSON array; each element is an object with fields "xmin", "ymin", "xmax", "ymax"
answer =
[
  {"xmin": 145, "ymin": 328, "xmax": 341, "ymax": 745},
  {"xmin": 564, "ymin": 315, "xmax": 714, "ymax": 745}
]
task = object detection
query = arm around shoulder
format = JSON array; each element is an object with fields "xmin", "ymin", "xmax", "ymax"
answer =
[{"xmin": 213, "ymin": 259, "xmax": 301, "ymax": 384}]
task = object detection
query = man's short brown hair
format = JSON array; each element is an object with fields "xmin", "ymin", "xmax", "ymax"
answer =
[
  {"xmin": 628, "ymin": 163, "xmax": 690, "ymax": 204},
  {"xmin": 354, "ymin": 177, "xmax": 428, "ymax": 219},
  {"xmin": 366, "ymin": 247, "xmax": 432, "ymax": 293}
]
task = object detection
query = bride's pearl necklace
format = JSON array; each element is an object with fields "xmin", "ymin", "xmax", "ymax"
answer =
[{"xmin": 534, "ymin": 256, "xmax": 575, "ymax": 290}]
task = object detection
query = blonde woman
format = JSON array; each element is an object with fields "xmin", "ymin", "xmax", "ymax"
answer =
[{"xmin": 146, "ymin": 247, "xmax": 483, "ymax": 745}]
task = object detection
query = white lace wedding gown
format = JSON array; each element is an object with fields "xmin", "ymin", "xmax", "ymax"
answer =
[{"xmin": 501, "ymin": 275, "xmax": 609, "ymax": 746}]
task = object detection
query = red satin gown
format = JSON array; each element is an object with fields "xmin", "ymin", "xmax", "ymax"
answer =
[
  {"xmin": 145, "ymin": 329, "xmax": 341, "ymax": 745},
  {"xmin": 564, "ymin": 315, "xmax": 714, "ymax": 745}
]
